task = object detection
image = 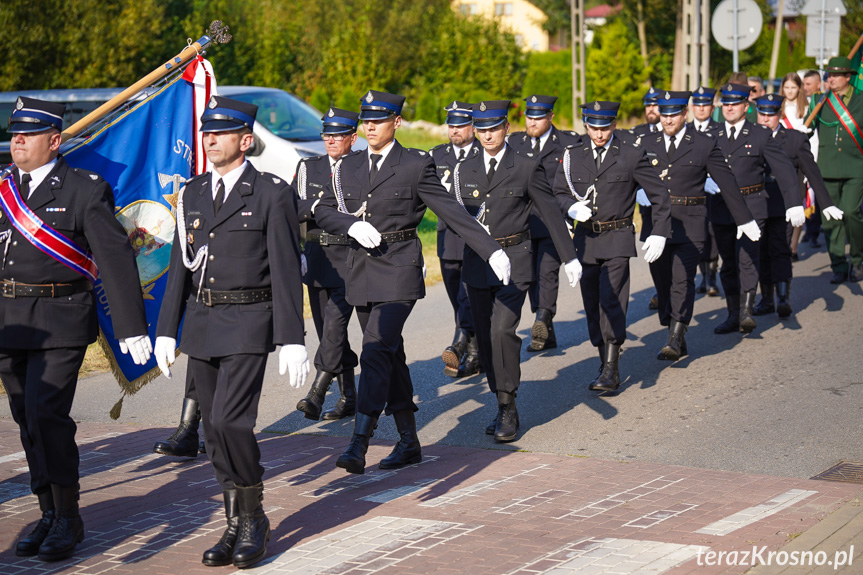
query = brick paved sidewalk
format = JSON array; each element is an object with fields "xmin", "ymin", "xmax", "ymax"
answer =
[{"xmin": 1, "ymin": 420, "xmax": 860, "ymax": 575}]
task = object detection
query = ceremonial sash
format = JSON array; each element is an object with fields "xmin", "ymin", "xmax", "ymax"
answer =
[
  {"xmin": 0, "ymin": 174, "xmax": 99, "ymax": 283},
  {"xmin": 780, "ymin": 116, "xmax": 794, "ymax": 130},
  {"xmin": 826, "ymin": 91, "xmax": 863, "ymax": 155}
]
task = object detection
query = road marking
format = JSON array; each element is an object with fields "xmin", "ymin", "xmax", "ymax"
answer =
[
  {"xmin": 0, "ymin": 431, "xmax": 122, "ymax": 464},
  {"xmin": 493, "ymin": 489, "xmax": 570, "ymax": 514},
  {"xmin": 696, "ymin": 488, "xmax": 817, "ymax": 536},
  {"xmin": 555, "ymin": 476, "xmax": 684, "ymax": 520},
  {"xmin": 296, "ymin": 456, "xmax": 439, "ymax": 498},
  {"xmin": 624, "ymin": 503, "xmax": 699, "ymax": 528},
  {"xmin": 419, "ymin": 464, "xmax": 551, "ymax": 508},
  {"xmin": 505, "ymin": 537, "xmax": 709, "ymax": 575},
  {"xmin": 360, "ymin": 478, "xmax": 441, "ymax": 503}
]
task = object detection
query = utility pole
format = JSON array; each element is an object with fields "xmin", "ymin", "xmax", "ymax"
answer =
[
  {"xmin": 571, "ymin": 0, "xmax": 586, "ymax": 131},
  {"xmin": 768, "ymin": 0, "xmax": 785, "ymax": 93},
  {"xmin": 674, "ymin": 0, "xmax": 710, "ymax": 90}
]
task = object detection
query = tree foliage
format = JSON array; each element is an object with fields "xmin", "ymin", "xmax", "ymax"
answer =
[{"xmin": 586, "ymin": 19, "xmax": 649, "ymax": 120}]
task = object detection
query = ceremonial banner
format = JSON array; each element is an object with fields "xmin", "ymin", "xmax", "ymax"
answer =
[
  {"xmin": 64, "ymin": 57, "xmax": 216, "ymax": 416},
  {"xmin": 852, "ymin": 46, "xmax": 863, "ymax": 91}
]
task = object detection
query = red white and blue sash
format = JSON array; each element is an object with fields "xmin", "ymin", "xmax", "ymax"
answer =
[{"xmin": 0, "ymin": 172, "xmax": 99, "ymax": 283}]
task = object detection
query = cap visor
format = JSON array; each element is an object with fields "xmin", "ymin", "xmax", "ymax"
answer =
[
  {"xmin": 7, "ymin": 122, "xmax": 55, "ymax": 134},
  {"xmin": 358, "ymin": 110, "xmax": 395, "ymax": 121},
  {"xmin": 200, "ymin": 120, "xmax": 248, "ymax": 133},
  {"xmin": 473, "ymin": 118, "xmax": 507, "ymax": 129}
]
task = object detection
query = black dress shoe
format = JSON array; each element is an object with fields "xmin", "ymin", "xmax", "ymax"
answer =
[
  {"xmin": 791, "ymin": 251, "xmax": 799, "ymax": 262},
  {"xmin": 808, "ymin": 236, "xmax": 822, "ymax": 248},
  {"xmin": 830, "ymin": 271, "xmax": 847, "ymax": 284},
  {"xmin": 232, "ymin": 484, "xmax": 270, "ymax": 569},
  {"xmin": 202, "ymin": 489, "xmax": 238, "ymax": 566},
  {"xmin": 379, "ymin": 411, "xmax": 422, "ymax": 469},
  {"xmin": 38, "ymin": 485, "xmax": 84, "ymax": 562},
  {"xmin": 336, "ymin": 414, "xmax": 378, "ymax": 474},
  {"xmin": 16, "ymin": 491, "xmax": 54, "ymax": 557},
  {"xmin": 527, "ymin": 309, "xmax": 553, "ymax": 352},
  {"xmin": 494, "ymin": 393, "xmax": 519, "ymax": 443},
  {"xmin": 153, "ymin": 398, "xmax": 201, "ymax": 458},
  {"xmin": 850, "ymin": 264, "xmax": 863, "ymax": 282},
  {"xmin": 648, "ymin": 294, "xmax": 659, "ymax": 310},
  {"xmin": 589, "ymin": 345, "xmax": 620, "ymax": 392}
]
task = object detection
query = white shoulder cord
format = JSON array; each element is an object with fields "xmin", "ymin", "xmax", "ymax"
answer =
[
  {"xmin": 297, "ymin": 161, "xmax": 308, "ymax": 200},
  {"xmin": 563, "ymin": 148, "xmax": 592, "ymax": 201},
  {"xmin": 452, "ymin": 163, "xmax": 486, "ymax": 225},
  {"xmin": 332, "ymin": 158, "xmax": 367, "ymax": 218},
  {"xmin": 175, "ymin": 184, "xmax": 209, "ymax": 301}
]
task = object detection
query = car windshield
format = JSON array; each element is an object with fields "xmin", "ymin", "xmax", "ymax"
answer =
[{"xmin": 227, "ymin": 90, "xmax": 322, "ymax": 141}]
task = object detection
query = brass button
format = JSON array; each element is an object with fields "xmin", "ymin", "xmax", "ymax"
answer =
[
  {"xmin": 7, "ymin": 260, "xmax": 13, "ymax": 265},
  {"xmin": 11, "ymin": 241, "xmax": 16, "ymax": 246},
  {"xmin": 209, "ymin": 255, "xmax": 215, "ymax": 261},
  {"xmin": 209, "ymin": 277, "xmax": 215, "ymax": 284},
  {"xmin": 209, "ymin": 232, "xmax": 215, "ymax": 239},
  {"xmin": 243, "ymin": 223, "xmax": 248, "ymax": 228}
]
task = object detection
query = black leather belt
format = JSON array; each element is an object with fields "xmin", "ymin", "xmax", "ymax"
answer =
[
  {"xmin": 306, "ymin": 230, "xmax": 350, "ymax": 246},
  {"xmin": 202, "ymin": 288, "xmax": 272, "ymax": 307},
  {"xmin": 1, "ymin": 279, "xmax": 92, "ymax": 298},
  {"xmin": 740, "ymin": 183, "xmax": 764, "ymax": 195},
  {"xmin": 495, "ymin": 230, "xmax": 530, "ymax": 247},
  {"xmin": 670, "ymin": 196, "xmax": 707, "ymax": 206},
  {"xmin": 591, "ymin": 217, "xmax": 633, "ymax": 233},
  {"xmin": 380, "ymin": 228, "xmax": 418, "ymax": 243}
]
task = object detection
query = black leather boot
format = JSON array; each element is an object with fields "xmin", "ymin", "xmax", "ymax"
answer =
[
  {"xmin": 589, "ymin": 344, "xmax": 620, "ymax": 392},
  {"xmin": 696, "ymin": 262, "xmax": 708, "ymax": 294},
  {"xmin": 336, "ymin": 413, "xmax": 378, "ymax": 474},
  {"xmin": 442, "ymin": 328, "xmax": 469, "ymax": 373},
  {"xmin": 296, "ymin": 371, "xmax": 335, "ymax": 421},
  {"xmin": 707, "ymin": 259, "xmax": 720, "ymax": 296},
  {"xmin": 485, "ymin": 408, "xmax": 499, "ymax": 435},
  {"xmin": 153, "ymin": 397, "xmax": 201, "ymax": 457},
  {"xmin": 38, "ymin": 484, "xmax": 84, "ymax": 561},
  {"xmin": 379, "ymin": 411, "xmax": 422, "ymax": 469},
  {"xmin": 776, "ymin": 281, "xmax": 792, "ymax": 318},
  {"xmin": 753, "ymin": 283, "xmax": 775, "ymax": 315},
  {"xmin": 545, "ymin": 319, "xmax": 557, "ymax": 349},
  {"xmin": 527, "ymin": 308, "xmax": 553, "ymax": 352},
  {"xmin": 648, "ymin": 293, "xmax": 659, "ymax": 310},
  {"xmin": 202, "ymin": 489, "xmax": 238, "ymax": 566},
  {"xmin": 494, "ymin": 391, "xmax": 519, "ymax": 442},
  {"xmin": 455, "ymin": 335, "xmax": 482, "ymax": 378},
  {"xmin": 321, "ymin": 370, "xmax": 356, "ymax": 420},
  {"xmin": 658, "ymin": 320, "xmax": 688, "ymax": 361},
  {"xmin": 16, "ymin": 490, "xmax": 54, "ymax": 556},
  {"xmin": 232, "ymin": 484, "xmax": 270, "ymax": 569},
  {"xmin": 739, "ymin": 290, "xmax": 757, "ymax": 334},
  {"xmin": 714, "ymin": 295, "xmax": 741, "ymax": 334}
]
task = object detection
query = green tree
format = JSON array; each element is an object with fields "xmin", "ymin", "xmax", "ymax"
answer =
[{"xmin": 586, "ymin": 19, "xmax": 649, "ymax": 120}]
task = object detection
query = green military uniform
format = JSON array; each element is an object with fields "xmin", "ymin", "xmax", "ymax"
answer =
[{"xmin": 810, "ymin": 61, "xmax": 863, "ymax": 280}]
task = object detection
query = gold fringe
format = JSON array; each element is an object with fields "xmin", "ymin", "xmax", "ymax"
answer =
[{"xmin": 97, "ymin": 330, "xmax": 163, "ymax": 419}]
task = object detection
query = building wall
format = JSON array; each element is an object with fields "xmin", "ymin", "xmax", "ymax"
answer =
[{"xmin": 454, "ymin": 0, "xmax": 550, "ymax": 52}]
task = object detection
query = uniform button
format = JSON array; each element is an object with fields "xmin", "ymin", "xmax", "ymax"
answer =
[
  {"xmin": 367, "ymin": 193, "xmax": 372, "ymax": 198},
  {"xmin": 209, "ymin": 255, "xmax": 215, "ymax": 261},
  {"xmin": 209, "ymin": 232, "xmax": 215, "ymax": 239},
  {"xmin": 209, "ymin": 277, "xmax": 215, "ymax": 284},
  {"xmin": 11, "ymin": 241, "xmax": 16, "ymax": 246},
  {"xmin": 367, "ymin": 213, "xmax": 371, "ymax": 217},
  {"xmin": 243, "ymin": 223, "xmax": 248, "ymax": 228},
  {"xmin": 838, "ymin": 148, "xmax": 842, "ymax": 152},
  {"xmin": 486, "ymin": 193, "xmax": 491, "ymax": 197},
  {"xmin": 7, "ymin": 260, "xmax": 12, "ymax": 266}
]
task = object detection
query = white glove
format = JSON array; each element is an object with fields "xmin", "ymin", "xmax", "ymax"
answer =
[
  {"xmin": 119, "ymin": 334, "xmax": 153, "ymax": 366},
  {"xmin": 279, "ymin": 344, "xmax": 310, "ymax": 388},
  {"xmin": 736, "ymin": 220, "xmax": 762, "ymax": 242},
  {"xmin": 785, "ymin": 205, "xmax": 805, "ymax": 228},
  {"xmin": 641, "ymin": 235, "xmax": 666, "ymax": 264},
  {"xmin": 347, "ymin": 221, "xmax": 381, "ymax": 249},
  {"xmin": 153, "ymin": 336, "xmax": 177, "ymax": 378},
  {"xmin": 488, "ymin": 249, "xmax": 511, "ymax": 285},
  {"xmin": 567, "ymin": 200, "xmax": 592, "ymax": 222},
  {"xmin": 564, "ymin": 258, "xmax": 582, "ymax": 287},
  {"xmin": 635, "ymin": 188, "xmax": 651, "ymax": 207},
  {"xmin": 822, "ymin": 205, "xmax": 844, "ymax": 221},
  {"xmin": 704, "ymin": 177, "xmax": 720, "ymax": 195},
  {"xmin": 422, "ymin": 262, "xmax": 427, "ymax": 279},
  {"xmin": 310, "ymin": 199, "xmax": 321, "ymax": 215},
  {"xmin": 301, "ymin": 254, "xmax": 308, "ymax": 276}
]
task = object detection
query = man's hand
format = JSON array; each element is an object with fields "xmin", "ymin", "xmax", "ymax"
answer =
[
  {"xmin": 704, "ymin": 177, "xmax": 720, "ymax": 195},
  {"xmin": 567, "ymin": 200, "xmax": 592, "ymax": 222},
  {"xmin": 564, "ymin": 258, "xmax": 582, "ymax": 287},
  {"xmin": 641, "ymin": 235, "xmax": 666, "ymax": 263},
  {"xmin": 119, "ymin": 335, "xmax": 152, "ymax": 366},
  {"xmin": 153, "ymin": 336, "xmax": 176, "ymax": 378},
  {"xmin": 822, "ymin": 206, "xmax": 844, "ymax": 221},
  {"xmin": 488, "ymin": 249, "xmax": 511, "ymax": 285},
  {"xmin": 785, "ymin": 206, "xmax": 805, "ymax": 228},
  {"xmin": 736, "ymin": 220, "xmax": 762, "ymax": 242},
  {"xmin": 279, "ymin": 344, "xmax": 310, "ymax": 388},
  {"xmin": 635, "ymin": 188, "xmax": 650, "ymax": 207},
  {"xmin": 347, "ymin": 221, "xmax": 381, "ymax": 248}
]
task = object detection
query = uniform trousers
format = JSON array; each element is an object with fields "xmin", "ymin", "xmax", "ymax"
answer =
[
  {"xmin": 648, "ymin": 239, "xmax": 704, "ymax": 326},
  {"xmin": 1, "ymin": 346, "xmax": 88, "ymax": 493},
  {"xmin": 700, "ymin": 221, "xmax": 719, "ymax": 262},
  {"xmin": 822, "ymin": 178, "xmax": 863, "ymax": 274},
  {"xmin": 713, "ymin": 220, "xmax": 764, "ymax": 295},
  {"xmin": 440, "ymin": 259, "xmax": 474, "ymax": 333},
  {"xmin": 466, "ymin": 282, "xmax": 528, "ymax": 396},
  {"xmin": 191, "ymin": 353, "xmax": 268, "ymax": 490},
  {"xmin": 528, "ymin": 236, "xmax": 561, "ymax": 315},
  {"xmin": 758, "ymin": 216, "xmax": 794, "ymax": 284},
  {"xmin": 308, "ymin": 285, "xmax": 358, "ymax": 374},
  {"xmin": 354, "ymin": 300, "xmax": 417, "ymax": 417},
  {"xmin": 580, "ymin": 257, "xmax": 630, "ymax": 347}
]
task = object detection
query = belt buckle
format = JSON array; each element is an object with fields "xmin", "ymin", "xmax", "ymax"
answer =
[
  {"xmin": 203, "ymin": 288, "xmax": 213, "ymax": 307},
  {"xmin": 319, "ymin": 232, "xmax": 329, "ymax": 246},
  {"xmin": 2, "ymin": 280, "xmax": 14, "ymax": 298}
]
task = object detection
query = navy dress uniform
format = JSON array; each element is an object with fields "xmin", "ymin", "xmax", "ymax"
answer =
[
  {"xmin": 314, "ymin": 90, "xmax": 505, "ymax": 474},
  {"xmin": 155, "ymin": 96, "xmax": 308, "ymax": 569},
  {"xmin": 712, "ymin": 84, "xmax": 800, "ymax": 335},
  {"xmin": 507, "ymin": 94, "xmax": 580, "ymax": 352},
  {"xmin": 293, "ymin": 108, "xmax": 360, "ymax": 421},
  {"xmin": 431, "ymin": 101, "xmax": 483, "ymax": 378},
  {"xmin": 458, "ymin": 100, "xmax": 580, "ymax": 442},
  {"xmin": 642, "ymin": 92, "xmax": 755, "ymax": 360},
  {"xmin": 688, "ymin": 87, "xmax": 723, "ymax": 296},
  {"xmin": 1, "ymin": 98, "xmax": 149, "ymax": 561},
  {"xmin": 552, "ymin": 101, "xmax": 671, "ymax": 393},
  {"xmin": 751, "ymin": 95, "xmax": 839, "ymax": 318}
]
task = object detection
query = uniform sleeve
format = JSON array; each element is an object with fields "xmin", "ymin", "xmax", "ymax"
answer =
[
  {"xmin": 155, "ymin": 212, "xmax": 192, "ymax": 339},
  {"xmin": 268, "ymin": 183, "xmax": 305, "ymax": 346},
  {"xmin": 314, "ymin": 179, "xmax": 362, "ymax": 235},
  {"xmin": 705, "ymin": 139, "xmax": 755, "ymax": 225},
  {"xmin": 794, "ymin": 132, "xmax": 834, "ymax": 209},
  {"xmin": 632, "ymin": 149, "xmax": 671, "ymax": 238},
  {"xmin": 83, "ymin": 180, "xmax": 148, "ymax": 339},
  {"xmin": 527, "ymin": 162, "xmax": 576, "ymax": 261},
  {"xmin": 764, "ymin": 131, "xmax": 805, "ymax": 210}
]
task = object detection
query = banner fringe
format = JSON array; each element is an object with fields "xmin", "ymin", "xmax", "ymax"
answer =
[{"xmin": 97, "ymin": 331, "xmax": 162, "ymax": 420}]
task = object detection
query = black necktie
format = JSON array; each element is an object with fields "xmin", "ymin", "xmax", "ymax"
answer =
[
  {"xmin": 369, "ymin": 153, "xmax": 382, "ymax": 183},
  {"xmin": 19, "ymin": 173, "xmax": 32, "ymax": 199},
  {"xmin": 699, "ymin": 123, "xmax": 706, "ymax": 132},
  {"xmin": 532, "ymin": 138, "xmax": 540, "ymax": 155},
  {"xmin": 213, "ymin": 178, "xmax": 225, "ymax": 215},
  {"xmin": 457, "ymin": 149, "xmax": 466, "ymax": 162},
  {"xmin": 728, "ymin": 126, "xmax": 737, "ymax": 142},
  {"xmin": 667, "ymin": 134, "xmax": 677, "ymax": 159},
  {"xmin": 487, "ymin": 158, "xmax": 497, "ymax": 183},
  {"xmin": 595, "ymin": 146, "xmax": 605, "ymax": 171}
]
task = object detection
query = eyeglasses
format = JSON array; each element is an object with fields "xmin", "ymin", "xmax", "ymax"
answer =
[{"xmin": 320, "ymin": 133, "xmax": 352, "ymax": 142}]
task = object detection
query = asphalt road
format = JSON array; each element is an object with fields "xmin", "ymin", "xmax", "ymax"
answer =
[{"xmin": 4, "ymin": 239, "xmax": 862, "ymax": 480}]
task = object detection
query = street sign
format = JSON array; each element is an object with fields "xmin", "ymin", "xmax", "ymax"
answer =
[
  {"xmin": 712, "ymin": 0, "xmax": 763, "ymax": 51},
  {"xmin": 805, "ymin": 15, "xmax": 842, "ymax": 59},
  {"xmin": 801, "ymin": 0, "xmax": 846, "ymax": 16}
]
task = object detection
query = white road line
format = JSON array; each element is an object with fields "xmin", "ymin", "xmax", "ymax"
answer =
[{"xmin": 696, "ymin": 488, "xmax": 817, "ymax": 536}]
